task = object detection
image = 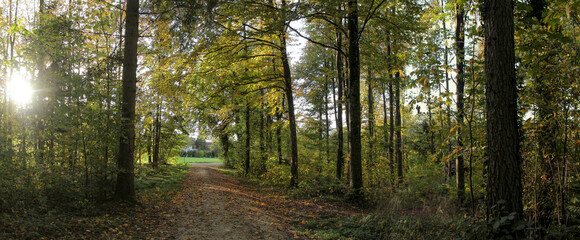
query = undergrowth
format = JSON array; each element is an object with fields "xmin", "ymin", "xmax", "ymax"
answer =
[
  {"xmin": 293, "ymin": 214, "xmax": 452, "ymax": 240},
  {"xmin": 1, "ymin": 163, "xmax": 190, "ymax": 239}
]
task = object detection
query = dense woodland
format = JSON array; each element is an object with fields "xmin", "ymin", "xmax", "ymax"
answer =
[{"xmin": 1, "ymin": 0, "xmax": 579, "ymax": 239}]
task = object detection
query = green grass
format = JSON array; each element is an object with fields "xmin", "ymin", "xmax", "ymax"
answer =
[
  {"xmin": 135, "ymin": 163, "xmax": 191, "ymax": 197},
  {"xmin": 178, "ymin": 157, "xmax": 222, "ymax": 163}
]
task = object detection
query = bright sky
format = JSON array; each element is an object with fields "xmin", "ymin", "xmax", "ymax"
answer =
[{"xmin": 287, "ymin": 19, "xmax": 308, "ymax": 66}]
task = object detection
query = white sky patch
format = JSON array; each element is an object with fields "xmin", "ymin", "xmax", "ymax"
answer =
[{"xmin": 287, "ymin": 19, "xmax": 307, "ymax": 66}]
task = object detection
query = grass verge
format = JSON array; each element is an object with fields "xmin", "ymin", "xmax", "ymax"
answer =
[{"xmin": 177, "ymin": 157, "xmax": 222, "ymax": 164}]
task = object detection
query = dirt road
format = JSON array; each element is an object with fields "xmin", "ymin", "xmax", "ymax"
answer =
[{"xmin": 172, "ymin": 163, "xmax": 291, "ymax": 240}]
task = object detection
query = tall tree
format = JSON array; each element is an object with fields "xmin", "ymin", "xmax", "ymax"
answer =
[
  {"xmin": 395, "ymin": 72, "xmax": 403, "ymax": 183},
  {"xmin": 335, "ymin": 18, "xmax": 345, "ymax": 180},
  {"xmin": 348, "ymin": 0, "xmax": 363, "ymax": 194},
  {"xmin": 455, "ymin": 0, "xmax": 466, "ymax": 205},
  {"xmin": 388, "ymin": 37, "xmax": 395, "ymax": 178},
  {"xmin": 278, "ymin": 0, "xmax": 299, "ymax": 187},
  {"xmin": 367, "ymin": 68, "xmax": 374, "ymax": 173},
  {"xmin": 483, "ymin": 0, "xmax": 523, "ymax": 230},
  {"xmin": 245, "ymin": 101, "xmax": 251, "ymax": 175},
  {"xmin": 115, "ymin": 0, "xmax": 139, "ymax": 201},
  {"xmin": 152, "ymin": 98, "xmax": 161, "ymax": 169}
]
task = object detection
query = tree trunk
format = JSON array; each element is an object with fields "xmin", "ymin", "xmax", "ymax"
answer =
[
  {"xmin": 382, "ymin": 85, "xmax": 389, "ymax": 180},
  {"xmin": 220, "ymin": 130, "xmax": 230, "ymax": 168},
  {"xmin": 325, "ymin": 73, "xmax": 330, "ymax": 163},
  {"xmin": 115, "ymin": 0, "xmax": 139, "ymax": 202},
  {"xmin": 259, "ymin": 90, "xmax": 266, "ymax": 174},
  {"xmin": 395, "ymin": 72, "xmax": 403, "ymax": 184},
  {"xmin": 367, "ymin": 68, "xmax": 374, "ymax": 174},
  {"xmin": 441, "ymin": 0, "xmax": 454, "ymax": 179},
  {"xmin": 387, "ymin": 34, "xmax": 395, "ymax": 178},
  {"xmin": 282, "ymin": 45, "xmax": 298, "ymax": 187},
  {"xmin": 276, "ymin": 104, "xmax": 283, "ymax": 165},
  {"xmin": 152, "ymin": 99, "xmax": 161, "ymax": 169},
  {"xmin": 335, "ymin": 24, "xmax": 345, "ymax": 180},
  {"xmin": 455, "ymin": 3, "xmax": 466, "ymax": 205},
  {"xmin": 278, "ymin": 3, "xmax": 299, "ymax": 186},
  {"xmin": 427, "ymin": 91, "xmax": 435, "ymax": 154},
  {"xmin": 484, "ymin": 0, "xmax": 523, "ymax": 232},
  {"xmin": 348, "ymin": 0, "xmax": 363, "ymax": 194},
  {"xmin": 245, "ymin": 102, "xmax": 251, "ymax": 175}
]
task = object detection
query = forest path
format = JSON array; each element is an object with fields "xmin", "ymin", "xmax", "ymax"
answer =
[{"xmin": 171, "ymin": 163, "xmax": 291, "ymax": 240}]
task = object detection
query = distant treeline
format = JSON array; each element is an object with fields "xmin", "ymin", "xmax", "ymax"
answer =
[{"xmin": 179, "ymin": 149, "xmax": 218, "ymax": 158}]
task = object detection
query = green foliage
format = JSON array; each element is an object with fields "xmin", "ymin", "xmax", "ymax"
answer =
[
  {"xmin": 295, "ymin": 214, "xmax": 452, "ymax": 239},
  {"xmin": 452, "ymin": 212, "xmax": 531, "ymax": 240}
]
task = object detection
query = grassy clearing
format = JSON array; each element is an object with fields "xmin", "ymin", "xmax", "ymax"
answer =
[{"xmin": 177, "ymin": 157, "xmax": 222, "ymax": 164}]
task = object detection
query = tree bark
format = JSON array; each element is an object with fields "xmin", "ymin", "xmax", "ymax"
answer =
[
  {"xmin": 115, "ymin": 0, "xmax": 139, "ymax": 202},
  {"xmin": 367, "ymin": 68, "xmax": 374, "ymax": 174},
  {"xmin": 220, "ymin": 129, "xmax": 230, "ymax": 168},
  {"xmin": 441, "ymin": 0, "xmax": 454, "ymax": 179},
  {"xmin": 382, "ymin": 85, "xmax": 390, "ymax": 179},
  {"xmin": 278, "ymin": 1, "xmax": 299, "ymax": 186},
  {"xmin": 348, "ymin": 0, "xmax": 363, "ymax": 194},
  {"xmin": 395, "ymin": 72, "xmax": 403, "ymax": 184},
  {"xmin": 484, "ymin": 0, "xmax": 523, "ymax": 231},
  {"xmin": 335, "ymin": 23, "xmax": 345, "ymax": 180},
  {"xmin": 245, "ymin": 102, "xmax": 251, "ymax": 175},
  {"xmin": 276, "ymin": 104, "xmax": 283, "ymax": 165},
  {"xmin": 282, "ymin": 43, "xmax": 298, "ymax": 187},
  {"xmin": 325, "ymin": 73, "xmax": 330, "ymax": 164},
  {"xmin": 152, "ymin": 99, "xmax": 161, "ymax": 169},
  {"xmin": 455, "ymin": 3, "xmax": 466, "ymax": 205},
  {"xmin": 388, "ymin": 41, "xmax": 395, "ymax": 178},
  {"xmin": 259, "ymin": 90, "xmax": 266, "ymax": 174}
]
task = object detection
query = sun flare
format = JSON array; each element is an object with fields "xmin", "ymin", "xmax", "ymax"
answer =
[{"xmin": 7, "ymin": 70, "xmax": 33, "ymax": 107}]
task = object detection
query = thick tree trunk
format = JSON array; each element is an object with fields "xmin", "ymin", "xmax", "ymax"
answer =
[
  {"xmin": 455, "ymin": 3, "xmax": 466, "ymax": 205},
  {"xmin": 348, "ymin": 0, "xmax": 363, "ymax": 193},
  {"xmin": 115, "ymin": 0, "xmax": 139, "ymax": 202},
  {"xmin": 484, "ymin": 0, "xmax": 523, "ymax": 232}
]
